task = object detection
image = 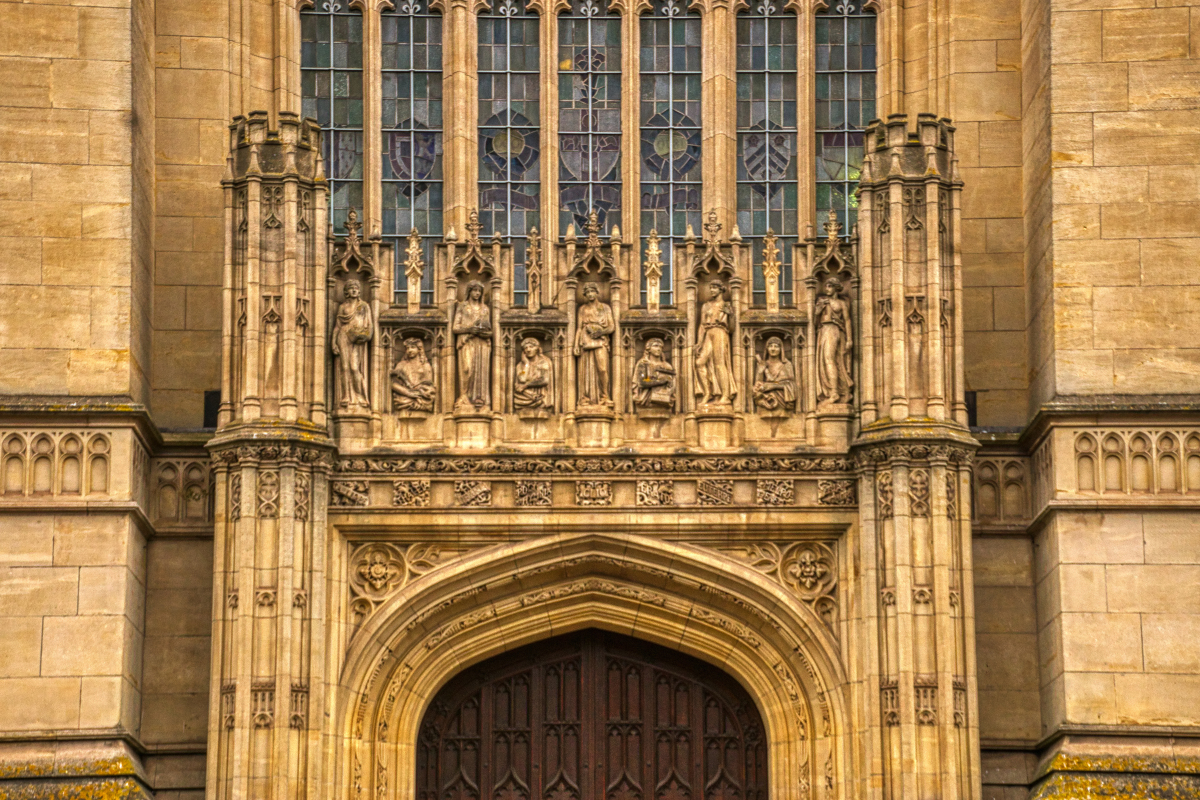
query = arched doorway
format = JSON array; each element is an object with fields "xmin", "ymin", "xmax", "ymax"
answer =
[{"xmin": 416, "ymin": 631, "xmax": 768, "ymax": 800}]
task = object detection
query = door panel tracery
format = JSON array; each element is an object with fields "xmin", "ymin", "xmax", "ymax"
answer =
[{"xmin": 418, "ymin": 632, "xmax": 767, "ymax": 800}]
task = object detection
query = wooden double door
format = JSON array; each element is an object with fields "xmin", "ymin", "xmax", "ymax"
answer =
[{"xmin": 417, "ymin": 632, "xmax": 767, "ymax": 800}]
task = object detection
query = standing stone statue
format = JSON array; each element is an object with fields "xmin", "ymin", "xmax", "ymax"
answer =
[
  {"xmin": 453, "ymin": 280, "xmax": 493, "ymax": 412},
  {"xmin": 753, "ymin": 336, "xmax": 797, "ymax": 414},
  {"xmin": 694, "ymin": 280, "xmax": 737, "ymax": 406},
  {"xmin": 391, "ymin": 337, "xmax": 436, "ymax": 413},
  {"xmin": 513, "ymin": 337, "xmax": 554, "ymax": 416},
  {"xmin": 574, "ymin": 283, "xmax": 615, "ymax": 408},
  {"xmin": 632, "ymin": 337, "xmax": 676, "ymax": 413},
  {"xmin": 815, "ymin": 278, "xmax": 854, "ymax": 404},
  {"xmin": 331, "ymin": 278, "xmax": 373, "ymax": 410}
]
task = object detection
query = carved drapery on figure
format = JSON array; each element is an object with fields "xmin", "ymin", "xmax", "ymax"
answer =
[
  {"xmin": 332, "ymin": 279, "xmax": 373, "ymax": 410},
  {"xmin": 391, "ymin": 338, "xmax": 435, "ymax": 413},
  {"xmin": 695, "ymin": 280, "xmax": 737, "ymax": 406},
  {"xmin": 632, "ymin": 337, "xmax": 676, "ymax": 413},
  {"xmin": 453, "ymin": 280, "xmax": 493, "ymax": 412},
  {"xmin": 753, "ymin": 336, "xmax": 797, "ymax": 416},
  {"xmin": 815, "ymin": 278, "xmax": 853, "ymax": 405},
  {"xmin": 575, "ymin": 283, "xmax": 615, "ymax": 408},
  {"xmin": 513, "ymin": 337, "xmax": 554, "ymax": 416}
]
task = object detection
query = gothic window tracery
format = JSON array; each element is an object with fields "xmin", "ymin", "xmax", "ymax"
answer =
[
  {"xmin": 383, "ymin": 0, "xmax": 444, "ymax": 305},
  {"xmin": 301, "ymin": 0, "xmax": 363, "ymax": 234},
  {"xmin": 479, "ymin": 0, "xmax": 541, "ymax": 305},
  {"xmin": 558, "ymin": 0, "xmax": 622, "ymax": 235},
  {"xmin": 815, "ymin": 0, "xmax": 876, "ymax": 234},
  {"xmin": 736, "ymin": 1, "xmax": 798, "ymax": 308},
  {"xmin": 638, "ymin": 0, "xmax": 700, "ymax": 308}
]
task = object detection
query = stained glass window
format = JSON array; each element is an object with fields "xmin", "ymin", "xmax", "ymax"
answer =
[
  {"xmin": 816, "ymin": 0, "xmax": 875, "ymax": 234},
  {"xmin": 480, "ymin": 0, "xmax": 541, "ymax": 306},
  {"xmin": 301, "ymin": 0, "xmax": 363, "ymax": 234},
  {"xmin": 558, "ymin": 0, "xmax": 622, "ymax": 235},
  {"xmin": 639, "ymin": 0, "xmax": 700, "ymax": 307},
  {"xmin": 383, "ymin": 0, "xmax": 443, "ymax": 305},
  {"xmin": 736, "ymin": 1, "xmax": 797, "ymax": 307}
]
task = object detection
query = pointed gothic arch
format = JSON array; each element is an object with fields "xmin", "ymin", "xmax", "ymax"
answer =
[{"xmin": 334, "ymin": 533, "xmax": 851, "ymax": 800}]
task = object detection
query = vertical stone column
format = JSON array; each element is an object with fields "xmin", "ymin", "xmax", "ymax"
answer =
[
  {"xmin": 852, "ymin": 112, "xmax": 980, "ymax": 800},
  {"xmin": 699, "ymin": 0, "xmax": 737, "ymax": 231},
  {"xmin": 210, "ymin": 112, "xmax": 334, "ymax": 800},
  {"xmin": 438, "ymin": 0, "xmax": 481, "ymax": 235}
]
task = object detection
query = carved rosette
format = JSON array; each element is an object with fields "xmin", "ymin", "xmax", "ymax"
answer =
[
  {"xmin": 348, "ymin": 543, "xmax": 459, "ymax": 623},
  {"xmin": 721, "ymin": 542, "xmax": 839, "ymax": 633}
]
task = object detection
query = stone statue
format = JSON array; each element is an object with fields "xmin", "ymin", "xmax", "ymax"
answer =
[
  {"xmin": 694, "ymin": 280, "xmax": 737, "ymax": 406},
  {"xmin": 331, "ymin": 278, "xmax": 373, "ymax": 410},
  {"xmin": 513, "ymin": 337, "xmax": 554, "ymax": 416},
  {"xmin": 753, "ymin": 336, "xmax": 796, "ymax": 418},
  {"xmin": 574, "ymin": 283, "xmax": 615, "ymax": 408},
  {"xmin": 453, "ymin": 280, "xmax": 493, "ymax": 412},
  {"xmin": 391, "ymin": 337, "xmax": 435, "ymax": 413},
  {"xmin": 632, "ymin": 337, "xmax": 676, "ymax": 413},
  {"xmin": 815, "ymin": 278, "xmax": 854, "ymax": 404}
]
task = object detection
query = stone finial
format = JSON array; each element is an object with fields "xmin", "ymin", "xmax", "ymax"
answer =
[
  {"xmin": 404, "ymin": 228, "xmax": 424, "ymax": 314},
  {"xmin": 610, "ymin": 224, "xmax": 621, "ymax": 243},
  {"xmin": 465, "ymin": 209, "xmax": 482, "ymax": 244},
  {"xmin": 565, "ymin": 224, "xmax": 577, "ymax": 243},
  {"xmin": 445, "ymin": 225, "xmax": 458, "ymax": 243},
  {"xmin": 823, "ymin": 209, "xmax": 842, "ymax": 243},
  {"xmin": 730, "ymin": 223, "xmax": 742, "ymax": 243},
  {"xmin": 703, "ymin": 209, "xmax": 721, "ymax": 244},
  {"xmin": 684, "ymin": 223, "xmax": 696, "ymax": 243},
  {"xmin": 526, "ymin": 227, "xmax": 542, "ymax": 312},
  {"xmin": 644, "ymin": 229, "xmax": 664, "ymax": 313},
  {"xmin": 762, "ymin": 228, "xmax": 781, "ymax": 314},
  {"xmin": 344, "ymin": 207, "xmax": 362, "ymax": 242}
]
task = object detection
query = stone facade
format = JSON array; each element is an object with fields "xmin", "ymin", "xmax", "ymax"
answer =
[{"xmin": 1, "ymin": 0, "xmax": 1199, "ymax": 796}]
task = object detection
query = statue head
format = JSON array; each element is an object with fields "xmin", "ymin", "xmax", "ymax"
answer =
[
  {"xmin": 646, "ymin": 337, "xmax": 665, "ymax": 358},
  {"xmin": 465, "ymin": 280, "xmax": 485, "ymax": 302},
  {"xmin": 765, "ymin": 336, "xmax": 784, "ymax": 358},
  {"xmin": 824, "ymin": 278, "xmax": 842, "ymax": 296},
  {"xmin": 402, "ymin": 337, "xmax": 426, "ymax": 363},
  {"xmin": 344, "ymin": 279, "xmax": 362, "ymax": 299},
  {"xmin": 582, "ymin": 283, "xmax": 600, "ymax": 302},
  {"xmin": 521, "ymin": 337, "xmax": 542, "ymax": 359},
  {"xmin": 707, "ymin": 280, "xmax": 724, "ymax": 298}
]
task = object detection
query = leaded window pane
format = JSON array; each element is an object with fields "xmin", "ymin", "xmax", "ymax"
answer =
[
  {"xmin": 816, "ymin": 0, "xmax": 875, "ymax": 235},
  {"xmin": 302, "ymin": 1, "xmax": 364, "ymax": 234},
  {"xmin": 383, "ymin": 0, "xmax": 444, "ymax": 305},
  {"xmin": 480, "ymin": 0, "xmax": 541, "ymax": 306},
  {"xmin": 639, "ymin": 0, "xmax": 699, "ymax": 308},
  {"xmin": 736, "ymin": 2, "xmax": 797, "ymax": 307},
  {"xmin": 558, "ymin": 0, "xmax": 622, "ymax": 235}
]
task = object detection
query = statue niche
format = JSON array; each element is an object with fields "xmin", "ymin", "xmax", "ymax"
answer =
[
  {"xmin": 752, "ymin": 334, "xmax": 797, "ymax": 438},
  {"xmin": 332, "ymin": 278, "xmax": 373, "ymax": 410},
  {"xmin": 815, "ymin": 277, "xmax": 853, "ymax": 405},
  {"xmin": 391, "ymin": 336, "xmax": 436, "ymax": 415},
  {"xmin": 453, "ymin": 279, "xmax": 493, "ymax": 413},
  {"xmin": 695, "ymin": 278, "xmax": 737, "ymax": 407},
  {"xmin": 575, "ymin": 282, "xmax": 615, "ymax": 409},
  {"xmin": 513, "ymin": 336, "xmax": 554, "ymax": 418},
  {"xmin": 632, "ymin": 336, "xmax": 677, "ymax": 438}
]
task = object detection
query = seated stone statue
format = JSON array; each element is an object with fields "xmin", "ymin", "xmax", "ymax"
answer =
[
  {"xmin": 752, "ymin": 336, "xmax": 796, "ymax": 416},
  {"xmin": 632, "ymin": 337, "xmax": 676, "ymax": 415},
  {"xmin": 391, "ymin": 337, "xmax": 436, "ymax": 413},
  {"xmin": 513, "ymin": 337, "xmax": 554, "ymax": 417}
]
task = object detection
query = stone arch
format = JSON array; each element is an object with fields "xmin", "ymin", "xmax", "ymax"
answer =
[{"xmin": 336, "ymin": 533, "xmax": 850, "ymax": 800}]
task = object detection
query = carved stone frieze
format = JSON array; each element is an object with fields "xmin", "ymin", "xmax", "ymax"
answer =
[
  {"xmin": 391, "ymin": 479, "xmax": 431, "ymax": 507},
  {"xmin": 636, "ymin": 479, "xmax": 674, "ymax": 506},
  {"xmin": 335, "ymin": 454, "xmax": 855, "ymax": 476},
  {"xmin": 520, "ymin": 579, "xmax": 667, "ymax": 608},
  {"xmin": 454, "ymin": 480, "xmax": 492, "ymax": 506},
  {"xmin": 514, "ymin": 479, "xmax": 552, "ymax": 506},
  {"xmin": 575, "ymin": 480, "xmax": 612, "ymax": 506},
  {"xmin": 1072, "ymin": 428, "xmax": 1200, "ymax": 496},
  {"xmin": 152, "ymin": 457, "xmax": 212, "ymax": 525},
  {"xmin": 756, "ymin": 478, "xmax": 794, "ymax": 506},
  {"xmin": 332, "ymin": 480, "xmax": 370, "ymax": 507},
  {"xmin": 0, "ymin": 429, "xmax": 114, "ymax": 498},
  {"xmin": 816, "ymin": 478, "xmax": 856, "ymax": 506},
  {"xmin": 973, "ymin": 457, "xmax": 1028, "ymax": 523},
  {"xmin": 697, "ymin": 478, "xmax": 733, "ymax": 505}
]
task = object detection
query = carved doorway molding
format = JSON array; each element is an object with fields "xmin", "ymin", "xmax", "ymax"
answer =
[{"xmin": 417, "ymin": 631, "xmax": 767, "ymax": 800}]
